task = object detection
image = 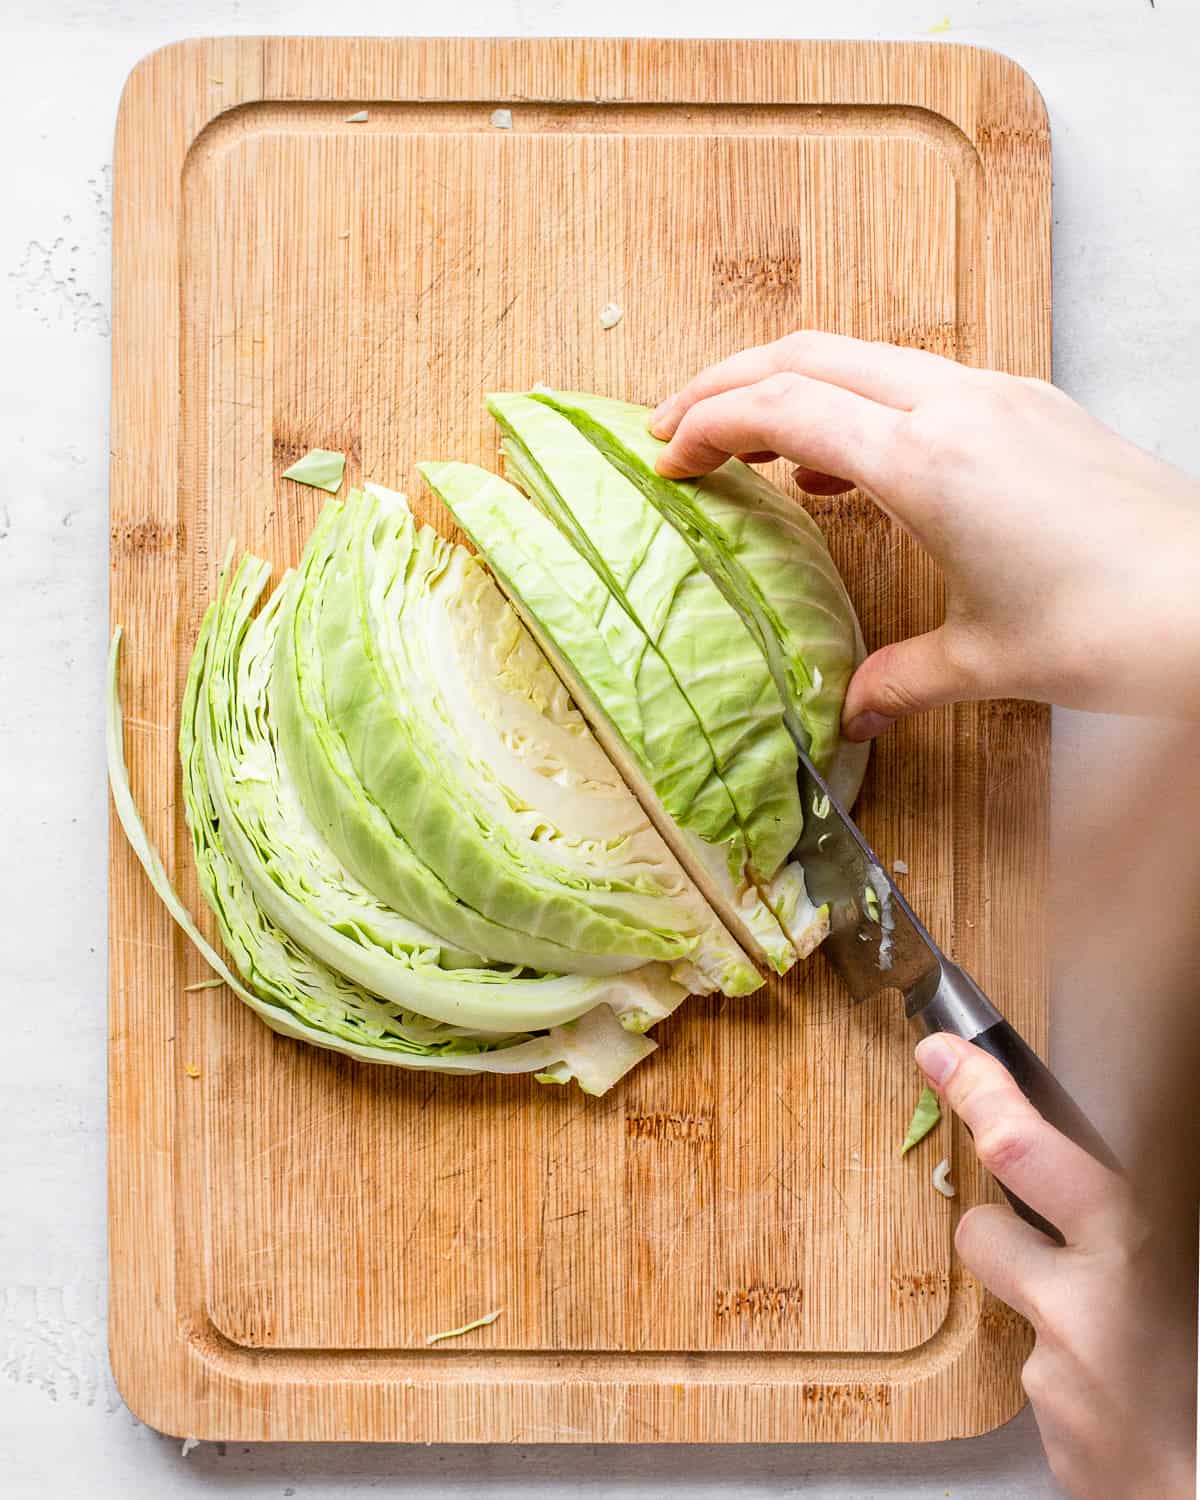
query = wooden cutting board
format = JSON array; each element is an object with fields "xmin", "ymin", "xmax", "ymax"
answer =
[{"xmin": 109, "ymin": 37, "xmax": 1051, "ymax": 1443}]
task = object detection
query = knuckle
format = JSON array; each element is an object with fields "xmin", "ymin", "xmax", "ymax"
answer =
[
  {"xmin": 969, "ymin": 370, "xmax": 1050, "ymax": 425},
  {"xmin": 779, "ymin": 328, "xmax": 822, "ymax": 362},
  {"xmin": 670, "ymin": 381, "xmax": 701, "ymax": 415},
  {"xmin": 937, "ymin": 623, "xmax": 991, "ymax": 697},
  {"xmin": 890, "ymin": 406, "xmax": 953, "ymax": 472},
  {"xmin": 1021, "ymin": 1279, "xmax": 1062, "ymax": 1339},
  {"xmin": 753, "ymin": 371, "xmax": 803, "ymax": 410},
  {"xmin": 891, "ymin": 379, "xmax": 1009, "ymax": 475},
  {"xmin": 974, "ymin": 1118, "xmax": 1035, "ymax": 1179},
  {"xmin": 972, "ymin": 369, "xmax": 1020, "ymax": 402},
  {"xmin": 1016, "ymin": 374, "xmax": 1060, "ymax": 399}
]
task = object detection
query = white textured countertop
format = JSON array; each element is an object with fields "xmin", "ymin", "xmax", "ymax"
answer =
[{"xmin": 2, "ymin": 1, "xmax": 1195, "ymax": 1495}]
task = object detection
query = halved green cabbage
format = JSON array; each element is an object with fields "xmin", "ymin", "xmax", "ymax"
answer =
[
  {"xmin": 106, "ymin": 481, "xmax": 777, "ymax": 1092},
  {"xmin": 529, "ymin": 390, "xmax": 867, "ymax": 798},
  {"xmin": 108, "ymin": 386, "xmax": 868, "ymax": 1095}
]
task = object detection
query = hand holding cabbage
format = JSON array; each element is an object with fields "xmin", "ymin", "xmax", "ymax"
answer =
[{"xmin": 647, "ymin": 329, "xmax": 1200, "ymax": 737}]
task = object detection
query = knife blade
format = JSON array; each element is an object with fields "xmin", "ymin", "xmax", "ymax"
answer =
[
  {"xmin": 792, "ymin": 747, "xmax": 942, "ymax": 1008},
  {"xmin": 788, "ymin": 738, "xmax": 1120, "ymax": 1242}
]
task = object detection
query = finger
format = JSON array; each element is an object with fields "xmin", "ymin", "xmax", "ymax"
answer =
[
  {"xmin": 915, "ymin": 1033, "xmax": 1133, "ymax": 1247},
  {"xmin": 842, "ymin": 629, "xmax": 974, "ymax": 740},
  {"xmin": 954, "ymin": 1203, "xmax": 1057, "ymax": 1322},
  {"xmin": 649, "ymin": 330, "xmax": 968, "ymax": 437},
  {"xmin": 654, "ymin": 372, "xmax": 901, "ymax": 484},
  {"xmin": 736, "ymin": 450, "xmax": 780, "ymax": 465},
  {"xmin": 792, "ymin": 467, "xmax": 855, "ymax": 496},
  {"xmin": 651, "ymin": 342, "xmax": 798, "ymax": 437}
]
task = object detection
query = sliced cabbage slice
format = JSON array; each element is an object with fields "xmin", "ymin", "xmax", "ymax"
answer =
[
  {"xmin": 488, "ymin": 392, "xmax": 830, "ymax": 960},
  {"xmin": 421, "ymin": 459, "xmax": 825, "ymax": 973},
  {"xmin": 491, "ymin": 393, "xmax": 802, "ymax": 873},
  {"xmin": 530, "ymin": 389, "xmax": 868, "ymax": 801}
]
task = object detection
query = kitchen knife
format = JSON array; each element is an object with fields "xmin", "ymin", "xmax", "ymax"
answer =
[{"xmin": 791, "ymin": 741, "xmax": 1120, "ymax": 1244}]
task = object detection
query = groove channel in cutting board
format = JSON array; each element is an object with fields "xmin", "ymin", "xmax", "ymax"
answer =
[{"xmin": 111, "ymin": 37, "xmax": 1050, "ymax": 1442}]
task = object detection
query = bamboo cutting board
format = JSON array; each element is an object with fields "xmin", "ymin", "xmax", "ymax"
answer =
[{"xmin": 109, "ymin": 37, "xmax": 1051, "ymax": 1443}]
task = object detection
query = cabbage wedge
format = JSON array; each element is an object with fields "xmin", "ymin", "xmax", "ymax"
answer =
[
  {"xmin": 528, "ymin": 390, "xmax": 868, "ymax": 800},
  {"xmin": 489, "ymin": 393, "xmax": 835, "ymax": 962},
  {"xmin": 108, "ymin": 626, "xmax": 669, "ymax": 1092}
]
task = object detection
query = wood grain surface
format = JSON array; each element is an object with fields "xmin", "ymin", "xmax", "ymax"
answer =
[{"xmin": 109, "ymin": 36, "xmax": 1051, "ymax": 1443}]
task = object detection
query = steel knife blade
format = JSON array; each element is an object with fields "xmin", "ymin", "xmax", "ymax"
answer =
[{"xmin": 791, "ymin": 744, "xmax": 943, "ymax": 1012}]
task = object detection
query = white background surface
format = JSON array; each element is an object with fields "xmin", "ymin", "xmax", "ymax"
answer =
[{"xmin": 2, "ymin": 1, "xmax": 1196, "ymax": 1495}]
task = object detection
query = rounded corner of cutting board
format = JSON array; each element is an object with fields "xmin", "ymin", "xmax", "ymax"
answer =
[
  {"xmin": 960, "ymin": 41, "xmax": 1053, "ymax": 136},
  {"xmin": 106, "ymin": 1315, "xmax": 193, "ymax": 1440},
  {"xmin": 942, "ymin": 1381, "xmax": 1031, "ymax": 1444}
]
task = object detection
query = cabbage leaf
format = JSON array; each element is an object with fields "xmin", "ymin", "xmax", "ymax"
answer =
[{"xmin": 530, "ymin": 390, "xmax": 866, "ymax": 795}]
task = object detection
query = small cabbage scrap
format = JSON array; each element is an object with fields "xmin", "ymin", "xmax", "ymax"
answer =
[
  {"xmin": 931, "ymin": 1158, "xmax": 956, "ymax": 1197},
  {"xmin": 424, "ymin": 1308, "xmax": 502, "ymax": 1345},
  {"xmin": 865, "ymin": 864, "xmax": 895, "ymax": 970},
  {"xmin": 281, "ymin": 447, "xmax": 346, "ymax": 493},
  {"xmin": 901, "ymin": 1084, "xmax": 942, "ymax": 1155}
]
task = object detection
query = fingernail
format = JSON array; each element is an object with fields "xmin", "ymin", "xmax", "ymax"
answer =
[
  {"xmin": 915, "ymin": 1035, "xmax": 959, "ymax": 1087},
  {"xmin": 844, "ymin": 711, "xmax": 895, "ymax": 742},
  {"xmin": 648, "ymin": 399, "xmax": 676, "ymax": 438}
]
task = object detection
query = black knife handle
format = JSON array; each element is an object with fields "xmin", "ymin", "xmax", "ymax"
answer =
[
  {"xmin": 910, "ymin": 963, "xmax": 1121, "ymax": 1246},
  {"xmin": 968, "ymin": 1020, "xmax": 1121, "ymax": 1244}
]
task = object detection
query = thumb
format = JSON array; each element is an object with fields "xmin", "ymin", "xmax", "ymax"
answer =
[{"xmin": 842, "ymin": 629, "xmax": 973, "ymax": 741}]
